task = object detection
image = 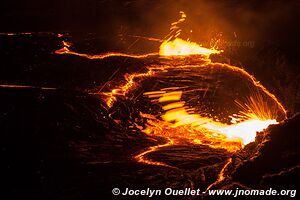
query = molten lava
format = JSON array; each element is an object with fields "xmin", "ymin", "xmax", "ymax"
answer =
[
  {"xmin": 55, "ymin": 11, "xmax": 287, "ymax": 169},
  {"xmin": 142, "ymin": 88, "xmax": 280, "ymax": 153},
  {"xmin": 159, "ymin": 38, "xmax": 221, "ymax": 57}
]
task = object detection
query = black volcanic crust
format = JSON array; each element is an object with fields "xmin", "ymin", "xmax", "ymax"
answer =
[
  {"xmin": 0, "ymin": 88, "xmax": 154, "ymax": 199},
  {"xmin": 0, "ymin": 87, "xmax": 230, "ymax": 199},
  {"xmin": 233, "ymin": 114, "xmax": 300, "ymax": 189}
]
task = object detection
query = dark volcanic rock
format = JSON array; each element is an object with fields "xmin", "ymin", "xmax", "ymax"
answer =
[
  {"xmin": 0, "ymin": 88, "xmax": 151, "ymax": 199},
  {"xmin": 232, "ymin": 114, "xmax": 300, "ymax": 190}
]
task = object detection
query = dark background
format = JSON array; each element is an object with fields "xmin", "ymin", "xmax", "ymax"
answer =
[{"xmin": 1, "ymin": 0, "xmax": 300, "ymax": 57}]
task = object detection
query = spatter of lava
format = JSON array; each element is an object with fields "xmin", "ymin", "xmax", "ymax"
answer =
[{"xmin": 55, "ymin": 12, "xmax": 286, "ymax": 170}]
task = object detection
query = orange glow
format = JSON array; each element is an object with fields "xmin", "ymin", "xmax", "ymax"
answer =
[
  {"xmin": 158, "ymin": 91, "xmax": 182, "ymax": 102},
  {"xmin": 142, "ymin": 89, "xmax": 281, "ymax": 153},
  {"xmin": 159, "ymin": 11, "xmax": 221, "ymax": 57},
  {"xmin": 206, "ymin": 158, "xmax": 232, "ymax": 191},
  {"xmin": 54, "ymin": 11, "xmax": 287, "ymax": 169},
  {"xmin": 55, "ymin": 40, "xmax": 157, "ymax": 59},
  {"xmin": 134, "ymin": 138, "xmax": 176, "ymax": 168},
  {"xmin": 159, "ymin": 38, "xmax": 221, "ymax": 57},
  {"xmin": 104, "ymin": 68, "xmax": 156, "ymax": 107}
]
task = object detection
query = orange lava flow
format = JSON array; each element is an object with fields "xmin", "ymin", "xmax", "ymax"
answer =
[
  {"xmin": 55, "ymin": 43, "xmax": 285, "ymax": 153},
  {"xmin": 103, "ymin": 68, "xmax": 156, "ymax": 107},
  {"xmin": 142, "ymin": 86, "xmax": 282, "ymax": 153},
  {"xmin": 55, "ymin": 41, "xmax": 157, "ymax": 60},
  {"xmin": 54, "ymin": 11, "xmax": 287, "ymax": 169},
  {"xmin": 159, "ymin": 38, "xmax": 221, "ymax": 57},
  {"xmin": 206, "ymin": 158, "xmax": 232, "ymax": 191},
  {"xmin": 134, "ymin": 138, "xmax": 176, "ymax": 168},
  {"xmin": 218, "ymin": 63, "xmax": 287, "ymax": 117}
]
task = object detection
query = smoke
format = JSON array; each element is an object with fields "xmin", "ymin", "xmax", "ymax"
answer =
[
  {"xmin": 113, "ymin": 0, "xmax": 299, "ymax": 52},
  {"xmin": 2, "ymin": 0, "xmax": 299, "ymax": 53}
]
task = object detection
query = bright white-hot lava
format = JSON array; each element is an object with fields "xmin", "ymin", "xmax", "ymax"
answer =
[
  {"xmin": 159, "ymin": 38, "xmax": 221, "ymax": 57},
  {"xmin": 142, "ymin": 87, "xmax": 283, "ymax": 153}
]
